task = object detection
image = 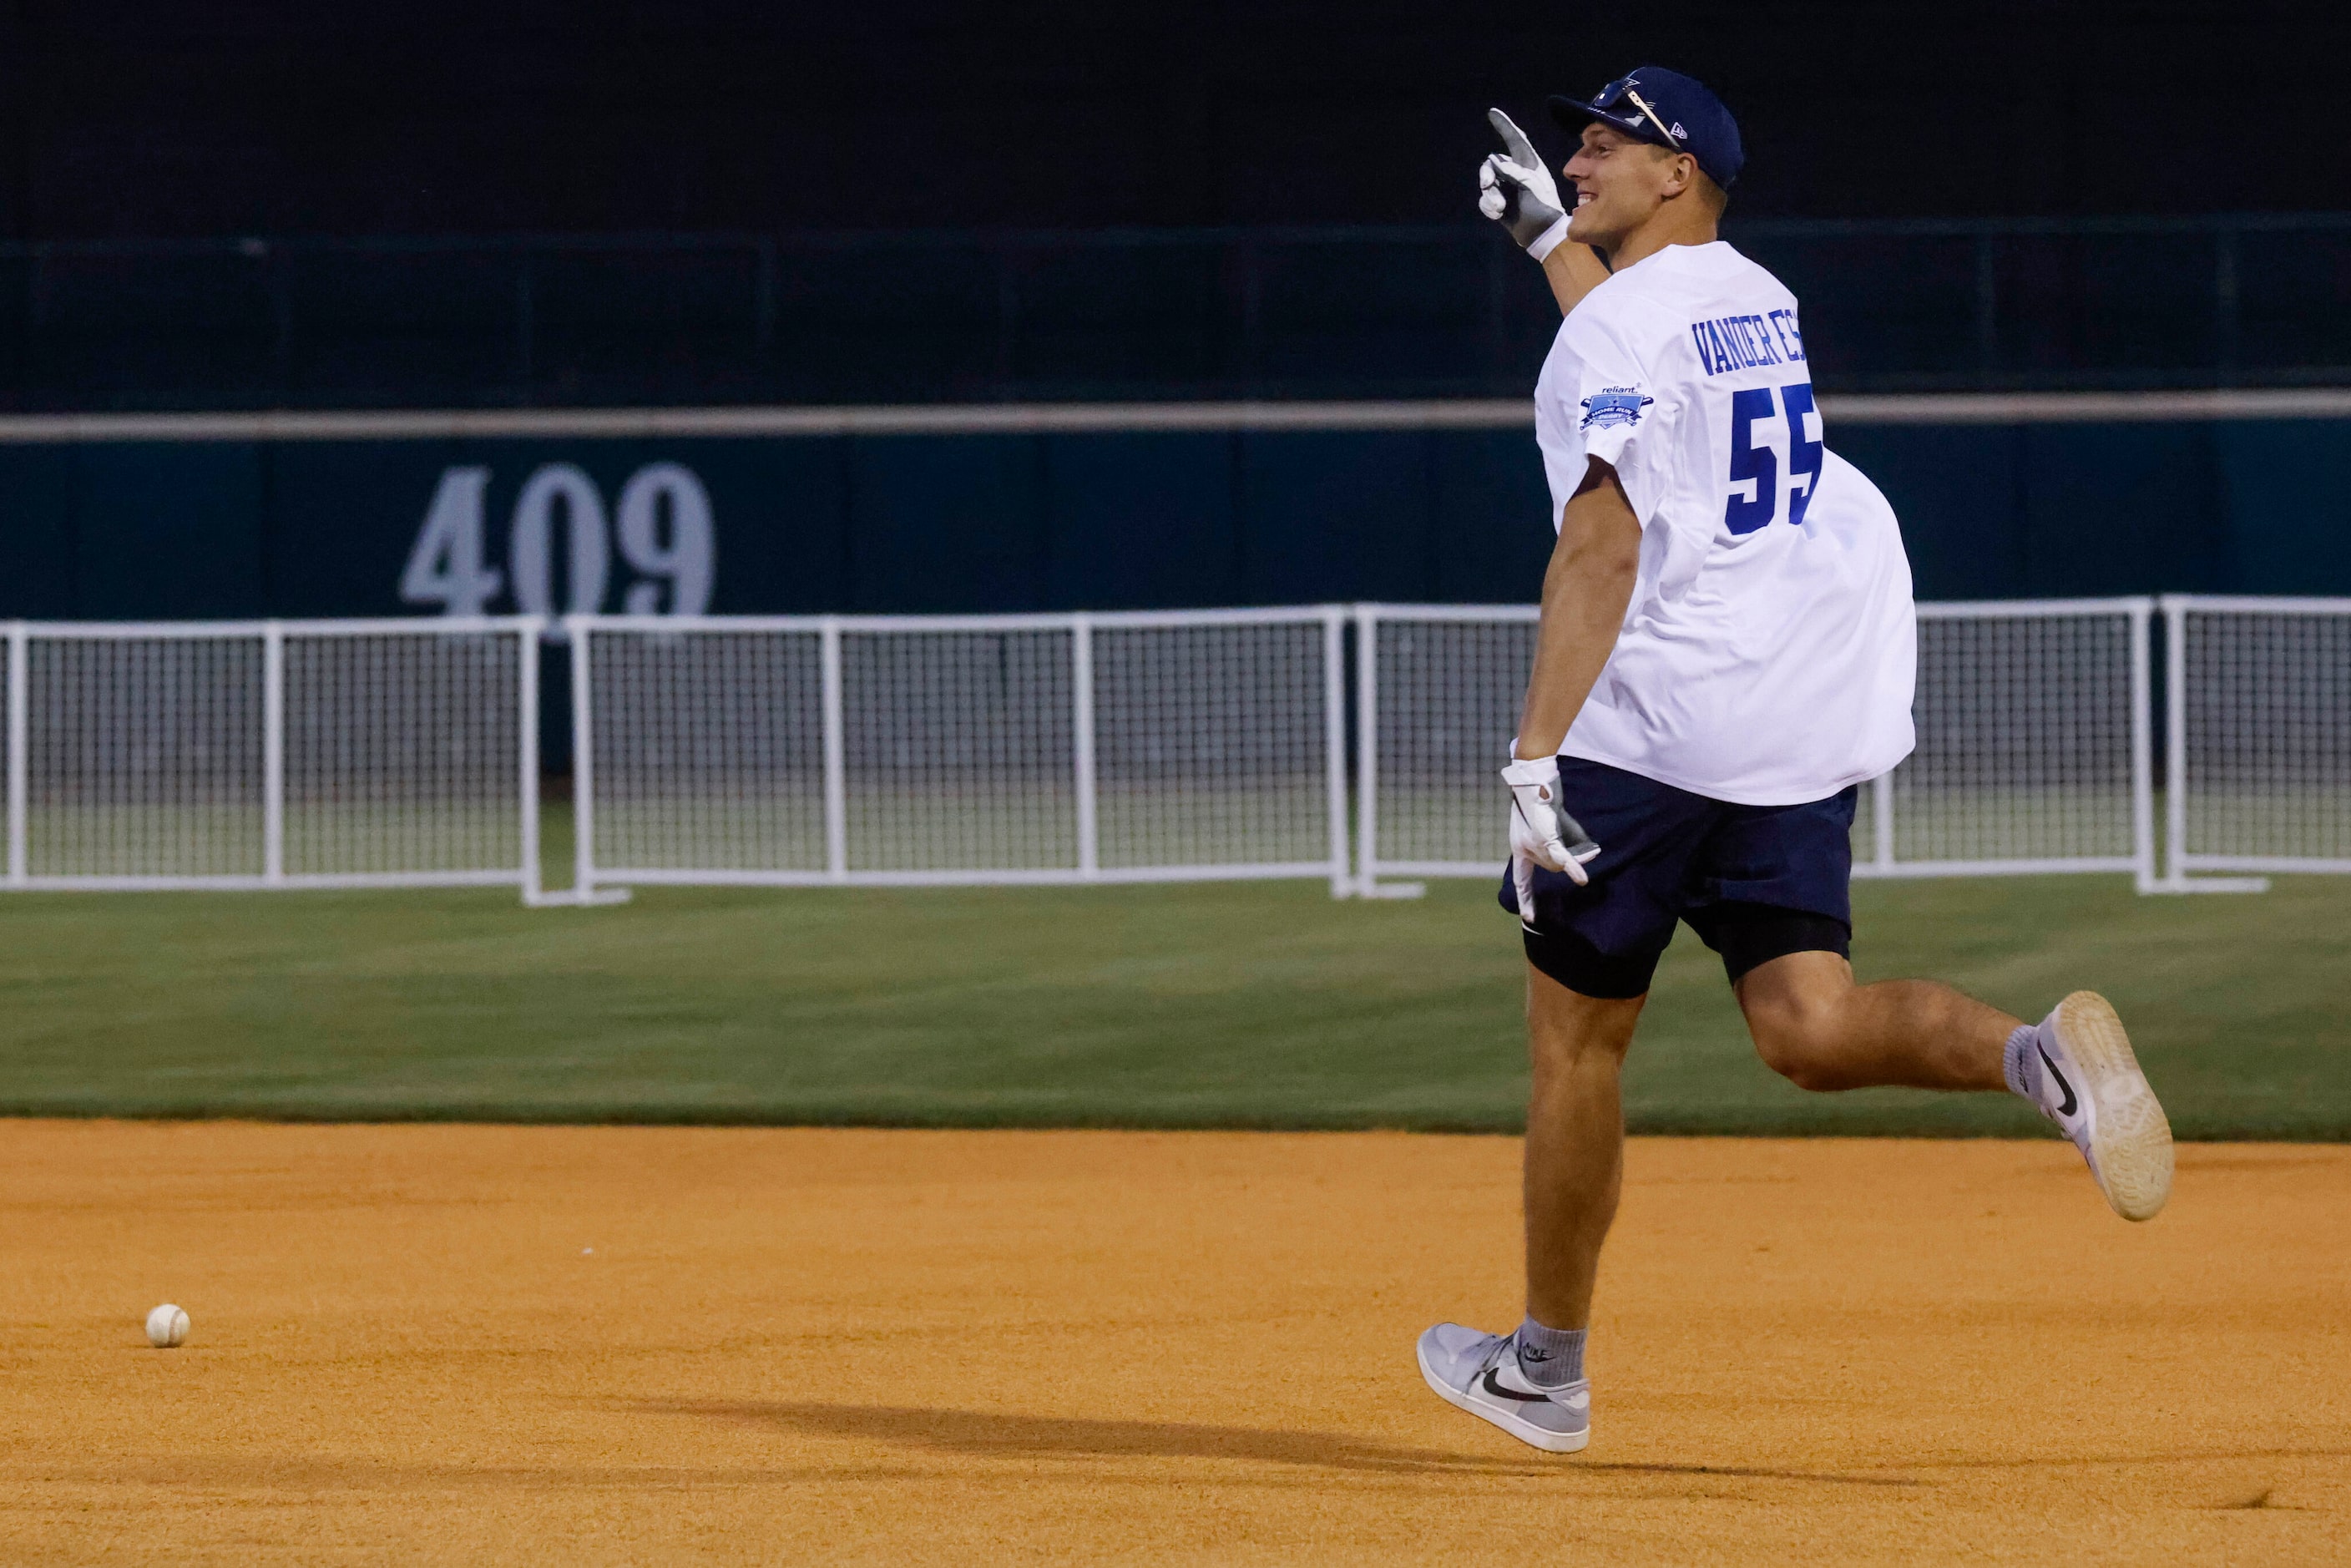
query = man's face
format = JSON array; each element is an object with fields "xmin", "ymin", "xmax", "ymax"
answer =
[{"xmin": 1562, "ymin": 124, "xmax": 1678, "ymax": 248}]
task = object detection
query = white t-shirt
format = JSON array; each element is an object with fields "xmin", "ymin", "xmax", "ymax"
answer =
[{"xmin": 1533, "ymin": 240, "xmax": 1916, "ymax": 806}]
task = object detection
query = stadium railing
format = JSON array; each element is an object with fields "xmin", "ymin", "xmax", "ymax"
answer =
[
  {"xmin": 2161, "ymin": 594, "xmax": 2351, "ymax": 892},
  {"xmin": 564, "ymin": 608, "xmax": 1353, "ymax": 899},
  {"xmin": 1352, "ymin": 599, "xmax": 2162, "ymax": 896},
  {"xmin": 0, "ymin": 616, "xmax": 549, "ymax": 899},
  {"xmin": 6, "ymin": 598, "xmax": 2338, "ymax": 903}
]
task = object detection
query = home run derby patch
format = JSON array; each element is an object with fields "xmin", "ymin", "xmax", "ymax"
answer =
[{"xmin": 1580, "ymin": 387, "xmax": 1654, "ymax": 429}]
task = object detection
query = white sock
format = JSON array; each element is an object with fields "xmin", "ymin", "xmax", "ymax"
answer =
[
  {"xmin": 2002, "ymin": 1021, "xmax": 2044, "ymax": 1102},
  {"xmin": 1514, "ymin": 1317, "xmax": 1585, "ymax": 1388}
]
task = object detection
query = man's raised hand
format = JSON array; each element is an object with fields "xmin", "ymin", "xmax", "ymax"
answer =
[
  {"xmin": 1502, "ymin": 755, "xmax": 1601, "ymax": 920},
  {"xmin": 1479, "ymin": 109, "xmax": 1568, "ymax": 260}
]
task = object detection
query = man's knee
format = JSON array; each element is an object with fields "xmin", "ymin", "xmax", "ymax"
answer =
[
  {"xmin": 1530, "ymin": 1017, "xmax": 1636, "ymax": 1081},
  {"xmin": 1748, "ymin": 1012, "xmax": 1846, "ymax": 1091},
  {"xmin": 1526, "ymin": 964, "xmax": 1643, "ymax": 1077},
  {"xmin": 1737, "ymin": 951, "xmax": 1858, "ymax": 1092}
]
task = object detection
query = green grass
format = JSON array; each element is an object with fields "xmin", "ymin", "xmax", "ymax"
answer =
[{"xmin": 0, "ymin": 860, "xmax": 2344, "ymax": 1138}]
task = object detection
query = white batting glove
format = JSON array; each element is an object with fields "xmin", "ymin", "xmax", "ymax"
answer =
[
  {"xmin": 1503, "ymin": 755, "xmax": 1600, "ymax": 920},
  {"xmin": 1478, "ymin": 109, "xmax": 1568, "ymax": 260}
]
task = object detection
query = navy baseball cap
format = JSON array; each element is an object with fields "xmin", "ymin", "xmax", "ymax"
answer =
[{"xmin": 1550, "ymin": 67, "xmax": 1744, "ymax": 190}]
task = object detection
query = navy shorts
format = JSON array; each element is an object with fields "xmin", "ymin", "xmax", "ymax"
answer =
[{"xmin": 1498, "ymin": 757, "xmax": 1858, "ymax": 999}]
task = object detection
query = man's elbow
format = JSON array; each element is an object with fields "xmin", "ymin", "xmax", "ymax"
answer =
[
  {"xmin": 1593, "ymin": 529, "xmax": 1641, "ymax": 580},
  {"xmin": 1553, "ymin": 526, "xmax": 1641, "ymax": 589}
]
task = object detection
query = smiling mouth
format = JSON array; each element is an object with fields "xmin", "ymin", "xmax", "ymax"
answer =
[{"xmin": 1575, "ymin": 190, "xmax": 1595, "ymax": 209}]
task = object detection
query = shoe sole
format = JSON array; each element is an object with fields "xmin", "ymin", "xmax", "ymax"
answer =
[
  {"xmin": 1416, "ymin": 1339, "xmax": 1590, "ymax": 1454},
  {"xmin": 2055, "ymin": 990, "xmax": 2174, "ymax": 1222}
]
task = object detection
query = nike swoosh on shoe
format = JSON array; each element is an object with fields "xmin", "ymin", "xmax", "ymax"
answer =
[
  {"xmin": 2036, "ymin": 1043, "xmax": 2079, "ymax": 1117},
  {"xmin": 1480, "ymin": 1368, "xmax": 1555, "ymax": 1404}
]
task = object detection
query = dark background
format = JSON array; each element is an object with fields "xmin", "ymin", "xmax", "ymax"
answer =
[
  {"xmin": 1, "ymin": 0, "xmax": 2342, "ymax": 240},
  {"xmin": 1, "ymin": 1, "xmax": 2344, "ymax": 414},
  {"xmin": 1, "ymin": 0, "xmax": 2346, "ymax": 625}
]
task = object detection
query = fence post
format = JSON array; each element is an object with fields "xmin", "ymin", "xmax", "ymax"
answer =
[
  {"xmin": 518, "ymin": 620, "xmax": 542, "ymax": 904},
  {"xmin": 821, "ymin": 617, "xmax": 847, "ymax": 882},
  {"xmin": 2162, "ymin": 594, "xmax": 2188, "ymax": 888},
  {"xmin": 1324, "ymin": 608, "xmax": 1351, "ymax": 899},
  {"xmin": 262, "ymin": 620, "xmax": 285, "ymax": 885},
  {"xmin": 1353, "ymin": 604, "xmax": 1378, "ymax": 896},
  {"xmin": 6, "ymin": 623, "xmax": 25, "ymax": 886},
  {"xmin": 2150, "ymin": 594, "xmax": 2270, "ymax": 895},
  {"xmin": 1071, "ymin": 613, "xmax": 1099, "ymax": 878},
  {"xmin": 1871, "ymin": 770, "xmax": 1895, "ymax": 872},
  {"xmin": 569, "ymin": 616, "xmax": 595, "ymax": 898},
  {"xmin": 2128, "ymin": 598, "xmax": 2157, "ymax": 893}
]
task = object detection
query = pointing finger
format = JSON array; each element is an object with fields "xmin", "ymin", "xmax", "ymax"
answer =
[{"xmin": 1488, "ymin": 108, "xmax": 1540, "ymax": 167}]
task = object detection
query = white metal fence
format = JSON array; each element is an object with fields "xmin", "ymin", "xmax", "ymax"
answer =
[
  {"xmin": 566, "ymin": 609, "xmax": 1352, "ymax": 898},
  {"xmin": 2, "ymin": 617, "xmax": 544, "ymax": 897},
  {"xmin": 3, "ymin": 598, "xmax": 2339, "ymax": 903},
  {"xmin": 1858, "ymin": 599, "xmax": 2155, "ymax": 887},
  {"xmin": 1352, "ymin": 604, "xmax": 1538, "ymax": 890},
  {"xmin": 2162, "ymin": 594, "xmax": 2351, "ymax": 891},
  {"xmin": 1352, "ymin": 599, "xmax": 2161, "ymax": 894}
]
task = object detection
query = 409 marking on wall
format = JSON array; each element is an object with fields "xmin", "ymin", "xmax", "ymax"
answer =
[{"xmin": 400, "ymin": 462, "xmax": 716, "ymax": 630}]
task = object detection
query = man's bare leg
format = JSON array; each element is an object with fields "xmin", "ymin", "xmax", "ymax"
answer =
[
  {"xmin": 1523, "ymin": 965, "xmax": 1646, "ymax": 1329},
  {"xmin": 1733, "ymin": 948, "xmax": 2173, "ymax": 1221},
  {"xmin": 1731, "ymin": 950, "xmax": 2015, "ymax": 1092},
  {"xmin": 1412, "ymin": 964, "xmax": 1633, "ymax": 1453}
]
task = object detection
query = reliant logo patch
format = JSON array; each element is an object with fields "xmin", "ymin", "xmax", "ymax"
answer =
[{"xmin": 1580, "ymin": 387, "xmax": 1654, "ymax": 430}]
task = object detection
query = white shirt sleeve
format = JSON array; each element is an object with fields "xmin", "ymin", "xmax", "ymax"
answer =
[{"xmin": 1557, "ymin": 308, "xmax": 1672, "ymax": 524}]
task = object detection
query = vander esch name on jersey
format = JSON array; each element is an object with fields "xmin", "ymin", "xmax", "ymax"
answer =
[{"xmin": 1690, "ymin": 308, "xmax": 1806, "ymax": 377}]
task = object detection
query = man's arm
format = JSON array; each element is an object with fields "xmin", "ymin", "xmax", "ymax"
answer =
[
  {"xmin": 1540, "ymin": 244, "xmax": 1612, "ymax": 318},
  {"xmin": 1481, "ymin": 109, "xmax": 1610, "ymax": 316},
  {"xmin": 1515, "ymin": 458, "xmax": 1642, "ymax": 760}
]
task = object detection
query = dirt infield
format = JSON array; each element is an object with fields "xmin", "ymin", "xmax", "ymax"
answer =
[{"xmin": 3, "ymin": 1123, "xmax": 2345, "ymax": 1564}]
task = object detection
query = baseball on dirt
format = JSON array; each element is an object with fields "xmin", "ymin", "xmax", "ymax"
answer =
[{"xmin": 144, "ymin": 1304, "xmax": 190, "ymax": 1348}]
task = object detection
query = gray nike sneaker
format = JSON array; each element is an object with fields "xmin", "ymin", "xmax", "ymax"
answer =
[
  {"xmin": 2026, "ymin": 991, "xmax": 2174, "ymax": 1222},
  {"xmin": 1416, "ymin": 1323, "xmax": 1590, "ymax": 1453}
]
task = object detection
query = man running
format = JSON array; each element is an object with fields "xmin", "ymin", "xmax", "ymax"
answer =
[{"xmin": 1423, "ymin": 68, "xmax": 2175, "ymax": 1455}]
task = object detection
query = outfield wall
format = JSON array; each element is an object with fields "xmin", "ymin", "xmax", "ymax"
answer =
[{"xmin": 1, "ymin": 396, "xmax": 2347, "ymax": 625}]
